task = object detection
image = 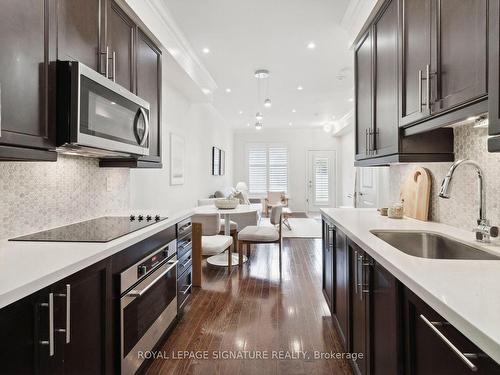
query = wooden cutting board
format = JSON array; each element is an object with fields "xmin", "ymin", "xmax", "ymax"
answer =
[{"xmin": 400, "ymin": 167, "xmax": 431, "ymax": 221}]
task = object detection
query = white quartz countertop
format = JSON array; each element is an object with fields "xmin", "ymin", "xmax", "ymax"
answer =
[
  {"xmin": 0, "ymin": 209, "xmax": 194, "ymax": 309},
  {"xmin": 320, "ymin": 208, "xmax": 500, "ymax": 364}
]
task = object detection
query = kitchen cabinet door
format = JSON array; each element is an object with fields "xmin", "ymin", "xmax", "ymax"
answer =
[
  {"xmin": 106, "ymin": 0, "xmax": 135, "ymax": 91},
  {"xmin": 349, "ymin": 241, "xmax": 370, "ymax": 375},
  {"xmin": 433, "ymin": 0, "xmax": 487, "ymax": 113},
  {"xmin": 136, "ymin": 29, "xmax": 162, "ymax": 163},
  {"xmin": 373, "ymin": 0, "xmax": 399, "ymax": 156},
  {"xmin": 399, "ymin": 0, "xmax": 432, "ymax": 126},
  {"xmin": 371, "ymin": 262, "xmax": 401, "ymax": 375},
  {"xmin": 322, "ymin": 219, "xmax": 335, "ymax": 312},
  {"xmin": 334, "ymin": 228, "xmax": 349, "ymax": 349},
  {"xmin": 0, "ymin": 0, "xmax": 57, "ymax": 160},
  {"xmin": 403, "ymin": 287, "xmax": 500, "ymax": 374},
  {"xmin": 57, "ymin": 0, "xmax": 103, "ymax": 72},
  {"xmin": 58, "ymin": 259, "xmax": 111, "ymax": 375},
  {"xmin": 488, "ymin": 0, "xmax": 500, "ymax": 144},
  {"xmin": 355, "ymin": 30, "xmax": 374, "ymax": 160}
]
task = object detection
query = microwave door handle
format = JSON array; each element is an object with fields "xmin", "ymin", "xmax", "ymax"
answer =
[
  {"xmin": 138, "ymin": 107, "xmax": 150, "ymax": 146},
  {"xmin": 126, "ymin": 260, "xmax": 178, "ymax": 298}
]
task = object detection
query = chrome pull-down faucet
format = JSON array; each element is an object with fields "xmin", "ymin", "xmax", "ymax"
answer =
[{"xmin": 438, "ymin": 159, "xmax": 499, "ymax": 242}]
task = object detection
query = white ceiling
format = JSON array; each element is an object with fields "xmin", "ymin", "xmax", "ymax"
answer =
[{"xmin": 163, "ymin": 0, "xmax": 354, "ymax": 129}]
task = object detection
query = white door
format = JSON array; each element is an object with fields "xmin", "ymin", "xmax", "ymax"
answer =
[
  {"xmin": 307, "ymin": 151, "xmax": 335, "ymax": 212},
  {"xmin": 356, "ymin": 167, "xmax": 378, "ymax": 208}
]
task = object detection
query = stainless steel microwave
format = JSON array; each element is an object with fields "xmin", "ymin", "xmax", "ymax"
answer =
[{"xmin": 56, "ymin": 61, "xmax": 150, "ymax": 157}]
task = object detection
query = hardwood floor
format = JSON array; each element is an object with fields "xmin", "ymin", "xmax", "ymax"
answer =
[{"xmin": 146, "ymin": 239, "xmax": 353, "ymax": 375}]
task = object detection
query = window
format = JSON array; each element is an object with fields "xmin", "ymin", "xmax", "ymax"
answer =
[
  {"xmin": 248, "ymin": 144, "xmax": 288, "ymax": 194},
  {"xmin": 313, "ymin": 157, "xmax": 329, "ymax": 204}
]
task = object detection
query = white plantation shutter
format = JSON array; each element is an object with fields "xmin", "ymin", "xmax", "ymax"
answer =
[
  {"xmin": 268, "ymin": 147, "xmax": 288, "ymax": 192},
  {"xmin": 247, "ymin": 144, "xmax": 288, "ymax": 194},
  {"xmin": 314, "ymin": 157, "xmax": 329, "ymax": 204},
  {"xmin": 248, "ymin": 146, "xmax": 268, "ymax": 194}
]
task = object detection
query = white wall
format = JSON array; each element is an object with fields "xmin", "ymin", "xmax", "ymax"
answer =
[
  {"xmin": 129, "ymin": 74, "xmax": 233, "ymax": 212},
  {"xmin": 337, "ymin": 130, "xmax": 356, "ymax": 207},
  {"xmin": 233, "ymin": 128, "xmax": 341, "ymax": 212}
]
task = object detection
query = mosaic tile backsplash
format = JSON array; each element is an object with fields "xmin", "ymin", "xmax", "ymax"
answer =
[
  {"xmin": 0, "ymin": 155, "xmax": 130, "ymax": 239},
  {"xmin": 389, "ymin": 124, "xmax": 500, "ymax": 231}
]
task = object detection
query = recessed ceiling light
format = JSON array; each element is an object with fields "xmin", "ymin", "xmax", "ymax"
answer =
[
  {"xmin": 202, "ymin": 88, "xmax": 211, "ymax": 95},
  {"xmin": 202, "ymin": 47, "xmax": 210, "ymax": 54},
  {"xmin": 348, "ymin": 97, "xmax": 354, "ymax": 102},
  {"xmin": 307, "ymin": 41, "xmax": 316, "ymax": 50},
  {"xmin": 297, "ymin": 85, "xmax": 303, "ymax": 91},
  {"xmin": 292, "ymin": 109, "xmax": 297, "ymax": 113},
  {"xmin": 239, "ymin": 110, "xmax": 244, "ymax": 115},
  {"xmin": 288, "ymin": 122, "xmax": 293, "ymax": 126},
  {"xmin": 225, "ymin": 88, "xmax": 231, "ymax": 93},
  {"xmin": 246, "ymin": 122, "xmax": 250, "ymax": 127},
  {"xmin": 323, "ymin": 124, "xmax": 332, "ymax": 133}
]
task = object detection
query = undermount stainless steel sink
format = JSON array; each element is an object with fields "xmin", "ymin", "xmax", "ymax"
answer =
[{"xmin": 370, "ymin": 230, "xmax": 500, "ymax": 260}]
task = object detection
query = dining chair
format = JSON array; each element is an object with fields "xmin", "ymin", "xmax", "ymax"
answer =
[
  {"xmin": 237, "ymin": 205, "xmax": 283, "ymax": 271},
  {"xmin": 264, "ymin": 191, "xmax": 288, "ymax": 216},
  {"xmin": 191, "ymin": 213, "xmax": 234, "ymax": 267}
]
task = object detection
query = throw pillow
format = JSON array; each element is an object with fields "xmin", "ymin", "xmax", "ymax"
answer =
[{"xmin": 214, "ymin": 190, "xmax": 225, "ymax": 198}]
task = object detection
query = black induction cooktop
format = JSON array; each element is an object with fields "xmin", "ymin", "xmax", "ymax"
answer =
[{"xmin": 9, "ymin": 215, "xmax": 167, "ymax": 243}]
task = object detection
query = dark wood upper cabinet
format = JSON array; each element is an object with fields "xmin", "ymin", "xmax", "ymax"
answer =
[
  {"xmin": 354, "ymin": 0, "xmax": 454, "ymax": 166},
  {"xmin": 488, "ymin": 0, "xmax": 500, "ymax": 150},
  {"xmin": 0, "ymin": 0, "xmax": 57, "ymax": 161},
  {"xmin": 399, "ymin": 0, "xmax": 433, "ymax": 126},
  {"xmin": 105, "ymin": 0, "xmax": 135, "ymax": 91},
  {"xmin": 434, "ymin": 0, "xmax": 487, "ymax": 112},
  {"xmin": 398, "ymin": 0, "xmax": 488, "ymax": 131},
  {"xmin": 57, "ymin": 0, "xmax": 103, "ymax": 72},
  {"xmin": 373, "ymin": 0, "xmax": 399, "ymax": 156},
  {"xmin": 355, "ymin": 31, "xmax": 373, "ymax": 160},
  {"xmin": 136, "ymin": 29, "xmax": 161, "ymax": 162}
]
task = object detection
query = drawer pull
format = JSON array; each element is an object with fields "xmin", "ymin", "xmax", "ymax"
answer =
[
  {"xmin": 419, "ymin": 314, "xmax": 478, "ymax": 371},
  {"xmin": 180, "ymin": 283, "xmax": 192, "ymax": 295}
]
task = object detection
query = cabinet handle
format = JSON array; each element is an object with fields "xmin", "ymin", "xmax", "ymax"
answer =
[
  {"xmin": 365, "ymin": 129, "xmax": 368, "ymax": 155},
  {"xmin": 180, "ymin": 283, "xmax": 192, "ymax": 295},
  {"xmin": 418, "ymin": 69, "xmax": 423, "ymax": 112},
  {"xmin": 110, "ymin": 51, "xmax": 116, "ymax": 82},
  {"xmin": 39, "ymin": 293, "xmax": 55, "ymax": 356},
  {"xmin": 354, "ymin": 250, "xmax": 358, "ymax": 295},
  {"xmin": 419, "ymin": 314, "xmax": 478, "ymax": 371},
  {"xmin": 357, "ymin": 254, "xmax": 364, "ymax": 301},
  {"xmin": 426, "ymin": 64, "xmax": 431, "ymax": 111},
  {"xmin": 54, "ymin": 284, "xmax": 71, "ymax": 344},
  {"xmin": 100, "ymin": 46, "xmax": 109, "ymax": 77}
]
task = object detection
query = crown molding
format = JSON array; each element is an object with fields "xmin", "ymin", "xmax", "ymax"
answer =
[{"xmin": 123, "ymin": 0, "xmax": 218, "ymax": 97}]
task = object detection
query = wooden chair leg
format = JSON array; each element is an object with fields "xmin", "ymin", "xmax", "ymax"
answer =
[
  {"xmin": 228, "ymin": 244, "xmax": 232, "ymax": 269},
  {"xmin": 278, "ymin": 240, "xmax": 282, "ymax": 272},
  {"xmin": 238, "ymin": 241, "xmax": 243, "ymax": 266},
  {"xmin": 246, "ymin": 243, "xmax": 251, "ymax": 257}
]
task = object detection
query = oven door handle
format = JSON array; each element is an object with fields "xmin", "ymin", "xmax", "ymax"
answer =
[{"xmin": 126, "ymin": 260, "xmax": 178, "ymax": 298}]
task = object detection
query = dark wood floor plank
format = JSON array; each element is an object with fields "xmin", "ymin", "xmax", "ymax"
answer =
[{"xmin": 145, "ymin": 239, "xmax": 353, "ymax": 375}]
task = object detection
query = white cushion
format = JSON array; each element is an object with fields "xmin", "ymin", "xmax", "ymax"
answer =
[
  {"xmin": 202, "ymin": 235, "xmax": 233, "ymax": 256},
  {"xmin": 220, "ymin": 219, "xmax": 238, "ymax": 231},
  {"xmin": 238, "ymin": 226, "xmax": 280, "ymax": 242}
]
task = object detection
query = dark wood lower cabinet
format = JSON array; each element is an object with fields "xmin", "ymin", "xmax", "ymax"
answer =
[
  {"xmin": 322, "ymin": 221, "xmax": 500, "ymax": 374},
  {"xmin": 322, "ymin": 219, "xmax": 335, "ymax": 312},
  {"xmin": 349, "ymin": 240, "xmax": 370, "ymax": 375},
  {"xmin": 403, "ymin": 288, "xmax": 500, "ymax": 375}
]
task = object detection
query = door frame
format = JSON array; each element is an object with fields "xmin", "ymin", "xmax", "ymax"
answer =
[{"xmin": 306, "ymin": 149, "xmax": 337, "ymax": 212}]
